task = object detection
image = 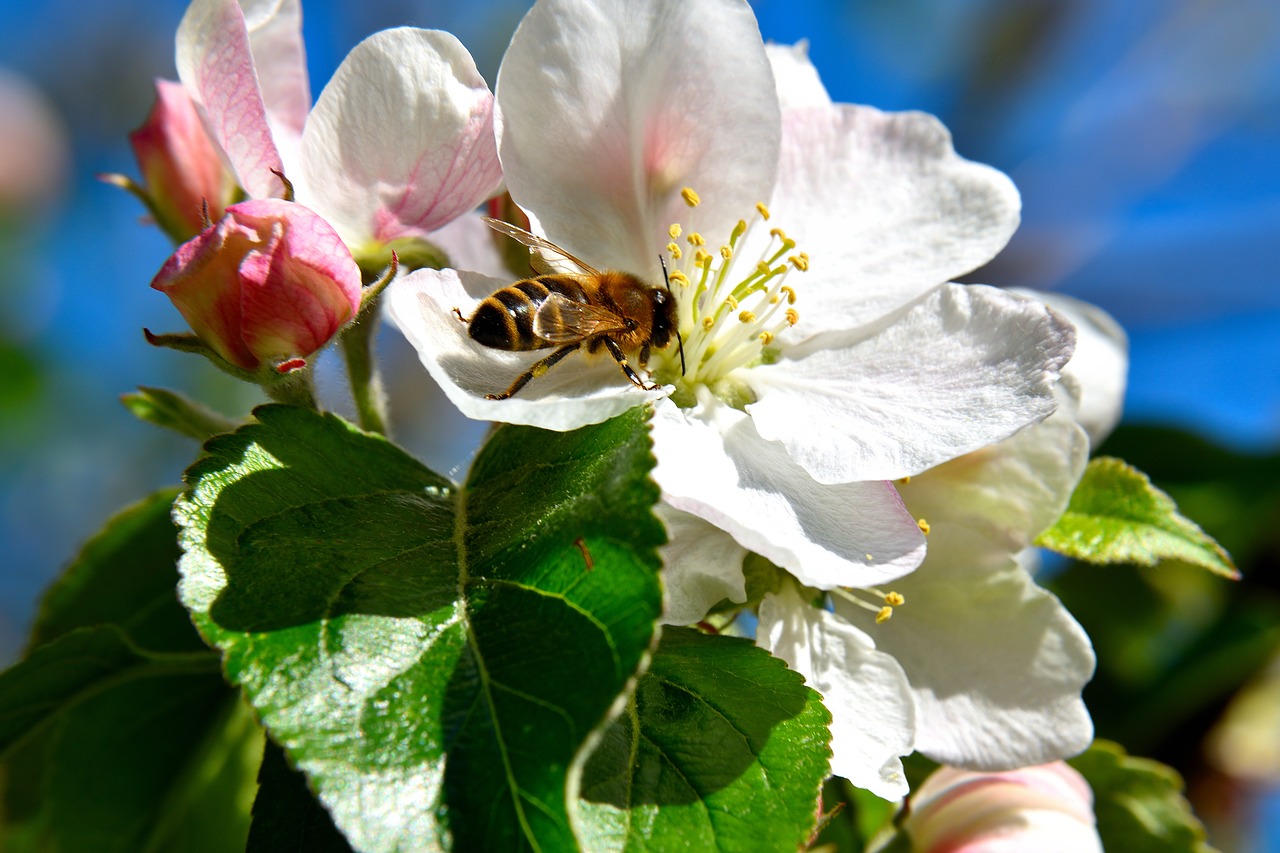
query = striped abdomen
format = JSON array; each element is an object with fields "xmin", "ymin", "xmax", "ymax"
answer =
[{"xmin": 468, "ymin": 276, "xmax": 590, "ymax": 351}]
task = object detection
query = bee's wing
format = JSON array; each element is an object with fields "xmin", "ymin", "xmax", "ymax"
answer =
[
  {"xmin": 482, "ymin": 217, "xmax": 601, "ymax": 277},
  {"xmin": 534, "ymin": 293, "xmax": 632, "ymax": 343}
]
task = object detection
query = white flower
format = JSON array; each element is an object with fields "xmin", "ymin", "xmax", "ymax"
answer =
[
  {"xmin": 175, "ymin": 0, "xmax": 502, "ymax": 255},
  {"xmin": 387, "ymin": 0, "xmax": 1075, "ymax": 600}
]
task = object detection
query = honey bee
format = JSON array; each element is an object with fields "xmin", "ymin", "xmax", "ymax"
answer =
[{"xmin": 454, "ymin": 217, "xmax": 684, "ymax": 400}]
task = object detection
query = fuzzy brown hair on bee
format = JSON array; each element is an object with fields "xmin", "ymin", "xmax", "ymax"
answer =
[{"xmin": 453, "ymin": 218, "xmax": 683, "ymax": 400}]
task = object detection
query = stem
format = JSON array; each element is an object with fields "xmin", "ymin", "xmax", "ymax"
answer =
[
  {"xmin": 340, "ymin": 301, "xmax": 388, "ymax": 435},
  {"xmin": 262, "ymin": 362, "xmax": 318, "ymax": 409}
]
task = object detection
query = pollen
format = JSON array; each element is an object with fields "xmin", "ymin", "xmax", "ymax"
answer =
[
  {"xmin": 681, "ymin": 186, "xmax": 701, "ymax": 207},
  {"xmin": 875, "ymin": 606, "xmax": 894, "ymax": 624},
  {"xmin": 755, "ymin": 201, "xmax": 771, "ymax": 220},
  {"xmin": 720, "ymin": 245, "xmax": 732, "ymax": 260},
  {"xmin": 667, "ymin": 242, "xmax": 682, "ymax": 259},
  {"xmin": 695, "ymin": 248, "xmax": 712, "ymax": 267},
  {"xmin": 884, "ymin": 591, "xmax": 905, "ymax": 607},
  {"xmin": 917, "ymin": 518, "xmax": 931, "ymax": 535},
  {"xmin": 669, "ymin": 223, "xmax": 682, "ymax": 239},
  {"xmin": 688, "ymin": 232, "xmax": 706, "ymax": 247},
  {"xmin": 789, "ymin": 253, "xmax": 810, "ymax": 272},
  {"xmin": 899, "ymin": 476, "xmax": 912, "ymax": 484},
  {"xmin": 785, "ymin": 308, "xmax": 799, "ymax": 326},
  {"xmin": 702, "ymin": 316, "xmax": 715, "ymax": 330},
  {"xmin": 739, "ymin": 310, "xmax": 756, "ymax": 323},
  {"xmin": 669, "ymin": 269, "xmax": 690, "ymax": 287},
  {"xmin": 726, "ymin": 295, "xmax": 739, "ymax": 310},
  {"xmin": 759, "ymin": 331, "xmax": 774, "ymax": 345},
  {"xmin": 781, "ymin": 285, "xmax": 797, "ymax": 305}
]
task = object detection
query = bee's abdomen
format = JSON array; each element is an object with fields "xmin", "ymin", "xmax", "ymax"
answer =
[{"xmin": 468, "ymin": 277, "xmax": 588, "ymax": 351}]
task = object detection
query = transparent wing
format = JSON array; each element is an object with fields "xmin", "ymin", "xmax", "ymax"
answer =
[
  {"xmin": 534, "ymin": 293, "xmax": 632, "ymax": 343},
  {"xmin": 482, "ymin": 216, "xmax": 600, "ymax": 277}
]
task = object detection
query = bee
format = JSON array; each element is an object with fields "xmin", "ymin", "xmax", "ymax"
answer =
[{"xmin": 453, "ymin": 217, "xmax": 684, "ymax": 400}]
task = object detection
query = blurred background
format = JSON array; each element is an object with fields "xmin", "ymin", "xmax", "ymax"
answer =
[{"xmin": 0, "ymin": 0, "xmax": 1276, "ymax": 849}]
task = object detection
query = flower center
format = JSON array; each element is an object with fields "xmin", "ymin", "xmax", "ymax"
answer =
[{"xmin": 653, "ymin": 187, "xmax": 809, "ymax": 408}]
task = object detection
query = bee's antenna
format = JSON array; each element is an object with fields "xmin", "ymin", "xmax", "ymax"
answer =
[{"xmin": 660, "ymin": 255, "xmax": 686, "ymax": 376}]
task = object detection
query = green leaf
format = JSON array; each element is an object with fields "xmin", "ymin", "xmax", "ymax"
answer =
[
  {"xmin": 1069, "ymin": 740, "xmax": 1217, "ymax": 853},
  {"xmin": 31, "ymin": 488, "xmax": 205, "ymax": 653},
  {"xmin": 577, "ymin": 627, "xmax": 831, "ymax": 852},
  {"xmin": 248, "ymin": 741, "xmax": 354, "ymax": 853},
  {"xmin": 175, "ymin": 404, "xmax": 664, "ymax": 852},
  {"xmin": 121, "ymin": 385, "xmax": 240, "ymax": 442},
  {"xmin": 1036, "ymin": 457, "xmax": 1237, "ymax": 578}
]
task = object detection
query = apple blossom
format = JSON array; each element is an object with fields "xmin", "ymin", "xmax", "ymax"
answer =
[
  {"xmin": 901, "ymin": 762, "xmax": 1103, "ymax": 853},
  {"xmin": 128, "ymin": 79, "xmax": 238, "ymax": 242},
  {"xmin": 388, "ymin": 0, "xmax": 1075, "ymax": 600},
  {"xmin": 174, "ymin": 0, "xmax": 502, "ymax": 259},
  {"xmin": 151, "ymin": 198, "xmax": 361, "ymax": 372}
]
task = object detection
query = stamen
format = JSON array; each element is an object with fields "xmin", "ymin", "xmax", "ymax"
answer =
[
  {"xmin": 759, "ymin": 331, "xmax": 774, "ymax": 345},
  {"xmin": 831, "ymin": 586, "xmax": 906, "ymax": 626},
  {"xmin": 785, "ymin": 308, "xmax": 799, "ymax": 326},
  {"xmin": 669, "ymin": 223, "xmax": 682, "ymax": 239},
  {"xmin": 780, "ymin": 285, "xmax": 797, "ymax": 304},
  {"xmin": 681, "ymin": 187, "xmax": 701, "ymax": 207},
  {"xmin": 668, "ymin": 270, "xmax": 690, "ymax": 287},
  {"xmin": 789, "ymin": 253, "xmax": 809, "ymax": 272},
  {"xmin": 876, "ymin": 607, "xmax": 894, "ymax": 624},
  {"xmin": 667, "ymin": 242, "xmax": 682, "ymax": 259},
  {"xmin": 917, "ymin": 518, "xmax": 931, "ymax": 536},
  {"xmin": 720, "ymin": 245, "xmax": 732, "ymax": 260},
  {"xmin": 738, "ymin": 310, "xmax": 756, "ymax": 323},
  {"xmin": 688, "ymin": 232, "xmax": 706, "ymax": 247},
  {"xmin": 756, "ymin": 201, "xmax": 771, "ymax": 220}
]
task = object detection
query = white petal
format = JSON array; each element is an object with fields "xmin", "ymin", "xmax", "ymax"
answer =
[
  {"xmin": 241, "ymin": 0, "xmax": 309, "ymax": 145},
  {"xmin": 898, "ymin": 411, "xmax": 1089, "ymax": 560},
  {"xmin": 1014, "ymin": 289, "xmax": 1129, "ymax": 447},
  {"xmin": 745, "ymin": 284, "xmax": 1076, "ymax": 483},
  {"xmin": 758, "ymin": 586, "xmax": 915, "ymax": 799},
  {"xmin": 384, "ymin": 269, "xmax": 660, "ymax": 430},
  {"xmin": 428, "ymin": 210, "xmax": 514, "ymax": 281},
  {"xmin": 176, "ymin": 0, "xmax": 285, "ymax": 199},
  {"xmin": 495, "ymin": 0, "xmax": 780, "ymax": 278},
  {"xmin": 773, "ymin": 105, "xmax": 1021, "ymax": 332},
  {"xmin": 836, "ymin": 544, "xmax": 1095, "ymax": 770},
  {"xmin": 300, "ymin": 28, "xmax": 502, "ymax": 247},
  {"xmin": 655, "ymin": 504, "xmax": 747, "ymax": 626},
  {"xmin": 652, "ymin": 398, "xmax": 925, "ymax": 591},
  {"xmin": 766, "ymin": 41, "xmax": 831, "ymax": 110}
]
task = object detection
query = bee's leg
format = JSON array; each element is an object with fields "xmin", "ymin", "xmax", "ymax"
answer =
[
  {"xmin": 603, "ymin": 337, "xmax": 658, "ymax": 391},
  {"xmin": 451, "ymin": 307, "xmax": 467, "ymax": 323},
  {"xmin": 486, "ymin": 344, "xmax": 578, "ymax": 400},
  {"xmin": 638, "ymin": 343, "xmax": 651, "ymax": 369}
]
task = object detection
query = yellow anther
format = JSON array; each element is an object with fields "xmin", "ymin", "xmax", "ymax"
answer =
[
  {"xmin": 668, "ymin": 223, "xmax": 682, "ymax": 239},
  {"xmin": 875, "ymin": 606, "xmax": 894, "ymax": 624},
  {"xmin": 789, "ymin": 253, "xmax": 809, "ymax": 272},
  {"xmin": 769, "ymin": 227, "xmax": 788, "ymax": 242},
  {"xmin": 725, "ymin": 295, "xmax": 739, "ymax": 310},
  {"xmin": 695, "ymin": 248, "xmax": 712, "ymax": 267},
  {"xmin": 720, "ymin": 245, "xmax": 732, "ymax": 260},
  {"xmin": 781, "ymin": 285, "xmax": 797, "ymax": 305},
  {"xmin": 669, "ymin": 269, "xmax": 690, "ymax": 286},
  {"xmin": 759, "ymin": 331, "xmax": 774, "ymax": 345},
  {"xmin": 884, "ymin": 591, "xmax": 905, "ymax": 607},
  {"xmin": 899, "ymin": 476, "xmax": 912, "ymax": 484},
  {"xmin": 681, "ymin": 187, "xmax": 701, "ymax": 207},
  {"xmin": 688, "ymin": 232, "xmax": 706, "ymax": 247},
  {"xmin": 917, "ymin": 518, "xmax": 931, "ymax": 536},
  {"xmin": 865, "ymin": 553, "xmax": 874, "ymax": 561},
  {"xmin": 667, "ymin": 242, "xmax": 682, "ymax": 259},
  {"xmin": 756, "ymin": 201, "xmax": 771, "ymax": 220},
  {"xmin": 756, "ymin": 261, "xmax": 773, "ymax": 276},
  {"xmin": 769, "ymin": 294, "xmax": 780, "ymax": 304},
  {"xmin": 785, "ymin": 308, "xmax": 799, "ymax": 326},
  {"xmin": 701, "ymin": 316, "xmax": 715, "ymax": 330},
  {"xmin": 731, "ymin": 219, "xmax": 747, "ymax": 240},
  {"xmin": 739, "ymin": 310, "xmax": 756, "ymax": 324}
]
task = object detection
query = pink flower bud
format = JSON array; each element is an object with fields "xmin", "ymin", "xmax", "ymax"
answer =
[
  {"xmin": 902, "ymin": 762, "xmax": 1103, "ymax": 853},
  {"xmin": 151, "ymin": 199, "xmax": 362, "ymax": 371},
  {"xmin": 130, "ymin": 79, "xmax": 238, "ymax": 241}
]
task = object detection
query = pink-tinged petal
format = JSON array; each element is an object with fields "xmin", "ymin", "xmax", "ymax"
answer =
[
  {"xmin": 1015, "ymin": 289, "xmax": 1129, "ymax": 446},
  {"xmin": 177, "ymin": 0, "xmax": 286, "ymax": 199},
  {"xmin": 130, "ymin": 78, "xmax": 237, "ymax": 240},
  {"xmin": 240, "ymin": 0, "xmax": 309, "ymax": 144},
  {"xmin": 384, "ymin": 268, "xmax": 663, "ymax": 430},
  {"xmin": 766, "ymin": 42, "xmax": 831, "ymax": 111},
  {"xmin": 651, "ymin": 397, "xmax": 925, "ymax": 591},
  {"xmin": 152, "ymin": 216, "xmax": 260, "ymax": 369},
  {"xmin": 905, "ymin": 763, "xmax": 1101, "ymax": 853},
  {"xmin": 745, "ymin": 285, "xmax": 1076, "ymax": 484},
  {"xmin": 230, "ymin": 199, "xmax": 361, "ymax": 361},
  {"xmin": 655, "ymin": 504, "xmax": 747, "ymax": 626},
  {"xmin": 837, "ymin": 541, "xmax": 1095, "ymax": 771},
  {"xmin": 300, "ymin": 28, "xmax": 502, "ymax": 248},
  {"xmin": 774, "ymin": 105, "xmax": 1021, "ymax": 333},
  {"xmin": 496, "ymin": 0, "xmax": 780, "ymax": 278},
  {"xmin": 758, "ymin": 586, "xmax": 915, "ymax": 800}
]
